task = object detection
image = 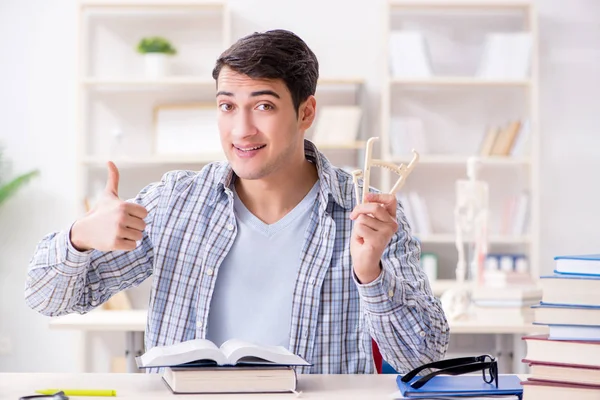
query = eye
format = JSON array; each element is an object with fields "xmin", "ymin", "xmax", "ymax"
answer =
[
  {"xmin": 219, "ymin": 103, "xmax": 233, "ymax": 112},
  {"xmin": 256, "ymin": 103, "xmax": 274, "ymax": 111}
]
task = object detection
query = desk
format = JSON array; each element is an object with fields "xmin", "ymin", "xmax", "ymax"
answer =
[
  {"xmin": 50, "ymin": 311, "xmax": 146, "ymax": 373},
  {"xmin": 49, "ymin": 310, "xmax": 547, "ymax": 374},
  {"xmin": 1, "ymin": 373, "xmax": 526, "ymax": 400}
]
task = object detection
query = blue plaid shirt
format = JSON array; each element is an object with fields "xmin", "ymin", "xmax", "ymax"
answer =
[{"xmin": 25, "ymin": 140, "xmax": 449, "ymax": 374}]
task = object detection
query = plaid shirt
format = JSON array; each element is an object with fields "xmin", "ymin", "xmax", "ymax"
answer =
[{"xmin": 25, "ymin": 140, "xmax": 449, "ymax": 374}]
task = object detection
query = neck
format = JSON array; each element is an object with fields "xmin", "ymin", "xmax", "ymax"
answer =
[{"xmin": 234, "ymin": 148, "xmax": 319, "ymax": 225}]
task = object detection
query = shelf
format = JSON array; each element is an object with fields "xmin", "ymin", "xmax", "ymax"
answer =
[
  {"xmin": 80, "ymin": 0, "xmax": 226, "ymax": 9},
  {"xmin": 82, "ymin": 154, "xmax": 225, "ymax": 166},
  {"xmin": 414, "ymin": 234, "xmax": 531, "ymax": 244},
  {"xmin": 391, "ymin": 77, "xmax": 531, "ymax": 86},
  {"xmin": 82, "ymin": 77, "xmax": 364, "ymax": 91},
  {"xmin": 316, "ymin": 141, "xmax": 366, "ymax": 150},
  {"xmin": 317, "ymin": 78, "xmax": 364, "ymax": 86},
  {"xmin": 81, "ymin": 77, "xmax": 216, "ymax": 90},
  {"xmin": 390, "ymin": 155, "xmax": 530, "ymax": 165},
  {"xmin": 389, "ymin": 1, "xmax": 531, "ymax": 10},
  {"xmin": 430, "ymin": 279, "xmax": 466, "ymax": 296}
]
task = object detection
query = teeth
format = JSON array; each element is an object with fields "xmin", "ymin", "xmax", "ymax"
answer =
[{"xmin": 237, "ymin": 145, "xmax": 264, "ymax": 151}]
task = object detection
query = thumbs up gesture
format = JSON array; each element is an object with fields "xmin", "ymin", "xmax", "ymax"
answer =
[{"xmin": 70, "ymin": 162, "xmax": 149, "ymax": 252}]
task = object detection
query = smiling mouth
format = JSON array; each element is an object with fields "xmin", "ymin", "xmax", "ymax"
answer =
[{"xmin": 234, "ymin": 144, "xmax": 266, "ymax": 152}]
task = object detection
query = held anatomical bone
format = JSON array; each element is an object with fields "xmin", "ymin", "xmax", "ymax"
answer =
[{"xmin": 352, "ymin": 137, "xmax": 419, "ymax": 204}]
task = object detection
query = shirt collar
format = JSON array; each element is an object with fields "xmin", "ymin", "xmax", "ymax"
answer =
[{"xmin": 211, "ymin": 139, "xmax": 353, "ymax": 211}]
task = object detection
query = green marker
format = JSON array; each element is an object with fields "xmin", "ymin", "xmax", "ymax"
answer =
[{"xmin": 36, "ymin": 389, "xmax": 116, "ymax": 397}]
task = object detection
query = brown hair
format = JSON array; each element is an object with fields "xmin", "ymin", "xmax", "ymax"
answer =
[{"xmin": 212, "ymin": 29, "xmax": 319, "ymax": 113}]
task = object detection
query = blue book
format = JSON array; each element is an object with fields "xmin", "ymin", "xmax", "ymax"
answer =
[
  {"xmin": 397, "ymin": 375, "xmax": 523, "ymax": 398},
  {"xmin": 554, "ymin": 254, "xmax": 600, "ymax": 276}
]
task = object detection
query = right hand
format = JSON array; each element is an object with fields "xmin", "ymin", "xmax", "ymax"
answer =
[{"xmin": 70, "ymin": 161, "xmax": 148, "ymax": 252}]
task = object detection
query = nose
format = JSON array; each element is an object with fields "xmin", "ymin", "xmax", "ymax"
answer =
[{"xmin": 231, "ymin": 109, "xmax": 258, "ymax": 140}]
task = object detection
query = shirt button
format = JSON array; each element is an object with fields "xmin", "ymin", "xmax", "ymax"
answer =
[
  {"xmin": 310, "ymin": 278, "xmax": 316, "ymax": 285},
  {"xmin": 226, "ymin": 223, "xmax": 234, "ymax": 231},
  {"xmin": 419, "ymin": 331, "xmax": 426, "ymax": 337},
  {"xmin": 303, "ymin": 329, "xmax": 308, "ymax": 338},
  {"xmin": 206, "ymin": 268, "xmax": 214, "ymax": 276},
  {"xmin": 388, "ymin": 289, "xmax": 394, "ymax": 298},
  {"xmin": 196, "ymin": 320, "xmax": 203, "ymax": 329}
]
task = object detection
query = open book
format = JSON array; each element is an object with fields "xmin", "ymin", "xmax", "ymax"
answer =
[{"xmin": 135, "ymin": 338, "xmax": 311, "ymax": 368}]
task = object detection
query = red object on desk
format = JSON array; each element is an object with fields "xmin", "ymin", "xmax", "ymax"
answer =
[{"xmin": 372, "ymin": 339, "xmax": 382, "ymax": 373}]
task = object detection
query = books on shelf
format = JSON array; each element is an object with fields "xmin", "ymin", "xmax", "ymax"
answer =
[
  {"xmin": 310, "ymin": 105, "xmax": 362, "ymax": 146},
  {"xmin": 153, "ymin": 103, "xmax": 222, "ymax": 156},
  {"xmin": 389, "ymin": 116, "xmax": 428, "ymax": 157},
  {"xmin": 472, "ymin": 285, "xmax": 542, "ymax": 305},
  {"xmin": 521, "ymin": 254, "xmax": 600, "ymax": 398},
  {"xmin": 479, "ymin": 119, "xmax": 527, "ymax": 157},
  {"xmin": 162, "ymin": 365, "xmax": 297, "ymax": 394},
  {"xmin": 477, "ymin": 33, "xmax": 532, "ymax": 80},
  {"xmin": 499, "ymin": 191, "xmax": 530, "ymax": 236},
  {"xmin": 389, "ymin": 31, "xmax": 432, "ymax": 79},
  {"xmin": 481, "ymin": 270, "xmax": 533, "ymax": 290},
  {"xmin": 398, "ymin": 191, "xmax": 432, "ymax": 236},
  {"xmin": 135, "ymin": 338, "xmax": 310, "ymax": 369}
]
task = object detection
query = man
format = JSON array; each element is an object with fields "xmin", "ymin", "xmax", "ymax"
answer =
[{"xmin": 25, "ymin": 29, "xmax": 449, "ymax": 374}]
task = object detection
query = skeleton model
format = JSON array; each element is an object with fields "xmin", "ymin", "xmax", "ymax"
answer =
[
  {"xmin": 351, "ymin": 137, "xmax": 419, "ymax": 204},
  {"xmin": 441, "ymin": 157, "xmax": 489, "ymax": 321}
]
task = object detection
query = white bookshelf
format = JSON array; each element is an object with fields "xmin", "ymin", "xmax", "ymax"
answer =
[
  {"xmin": 381, "ymin": 1, "xmax": 539, "ymax": 286},
  {"xmin": 76, "ymin": 0, "xmax": 368, "ymax": 209},
  {"xmin": 391, "ymin": 77, "xmax": 531, "ymax": 86},
  {"xmin": 390, "ymin": 154, "xmax": 531, "ymax": 165},
  {"xmin": 415, "ymin": 234, "xmax": 531, "ymax": 245}
]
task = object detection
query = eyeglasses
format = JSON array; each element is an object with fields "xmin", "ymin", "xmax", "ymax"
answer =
[
  {"xmin": 19, "ymin": 391, "xmax": 69, "ymax": 400},
  {"xmin": 400, "ymin": 355, "xmax": 498, "ymax": 390}
]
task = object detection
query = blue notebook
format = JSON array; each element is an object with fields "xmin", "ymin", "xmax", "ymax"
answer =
[{"xmin": 397, "ymin": 375, "xmax": 523, "ymax": 398}]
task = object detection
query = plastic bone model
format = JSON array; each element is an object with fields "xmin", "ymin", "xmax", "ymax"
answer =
[
  {"xmin": 440, "ymin": 157, "xmax": 489, "ymax": 321},
  {"xmin": 351, "ymin": 137, "xmax": 419, "ymax": 205}
]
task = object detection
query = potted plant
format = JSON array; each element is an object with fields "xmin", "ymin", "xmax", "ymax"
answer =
[{"xmin": 136, "ymin": 36, "xmax": 177, "ymax": 79}]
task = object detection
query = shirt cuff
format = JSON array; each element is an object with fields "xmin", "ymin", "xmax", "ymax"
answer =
[
  {"xmin": 353, "ymin": 267, "xmax": 404, "ymax": 314},
  {"xmin": 53, "ymin": 224, "xmax": 93, "ymax": 276}
]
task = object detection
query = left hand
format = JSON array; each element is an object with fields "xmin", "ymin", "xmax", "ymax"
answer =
[{"xmin": 350, "ymin": 193, "xmax": 399, "ymax": 284}]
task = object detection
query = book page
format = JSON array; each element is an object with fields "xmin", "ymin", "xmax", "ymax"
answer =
[
  {"xmin": 220, "ymin": 339, "xmax": 310, "ymax": 366},
  {"xmin": 136, "ymin": 338, "xmax": 228, "ymax": 368}
]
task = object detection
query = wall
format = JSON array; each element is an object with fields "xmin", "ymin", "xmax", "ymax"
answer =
[{"xmin": 0, "ymin": 0, "xmax": 598, "ymax": 372}]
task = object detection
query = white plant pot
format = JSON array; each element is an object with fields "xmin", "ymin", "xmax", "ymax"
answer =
[{"xmin": 144, "ymin": 53, "xmax": 170, "ymax": 79}]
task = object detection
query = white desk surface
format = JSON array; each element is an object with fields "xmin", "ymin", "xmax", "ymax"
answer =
[
  {"xmin": 1, "ymin": 373, "xmax": 526, "ymax": 400},
  {"xmin": 49, "ymin": 309, "xmax": 549, "ymax": 335}
]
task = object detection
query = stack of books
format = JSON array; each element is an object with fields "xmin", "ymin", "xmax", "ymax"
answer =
[
  {"xmin": 521, "ymin": 254, "xmax": 600, "ymax": 399},
  {"xmin": 135, "ymin": 338, "xmax": 310, "ymax": 394},
  {"xmin": 471, "ymin": 285, "xmax": 541, "ymax": 324}
]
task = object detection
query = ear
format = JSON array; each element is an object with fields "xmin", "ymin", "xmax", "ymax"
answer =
[{"xmin": 298, "ymin": 95, "xmax": 317, "ymax": 131}]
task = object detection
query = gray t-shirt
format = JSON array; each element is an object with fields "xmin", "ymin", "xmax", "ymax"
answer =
[{"xmin": 206, "ymin": 181, "xmax": 320, "ymax": 348}]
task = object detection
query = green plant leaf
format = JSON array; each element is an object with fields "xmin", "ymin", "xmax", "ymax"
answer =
[
  {"xmin": 0, "ymin": 170, "xmax": 39, "ymax": 206},
  {"xmin": 136, "ymin": 36, "xmax": 177, "ymax": 55}
]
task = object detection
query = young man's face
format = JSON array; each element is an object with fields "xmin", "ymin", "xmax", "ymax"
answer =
[{"xmin": 215, "ymin": 66, "xmax": 315, "ymax": 181}]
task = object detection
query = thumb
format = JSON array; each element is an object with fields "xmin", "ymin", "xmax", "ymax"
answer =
[{"xmin": 105, "ymin": 161, "xmax": 120, "ymax": 197}]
